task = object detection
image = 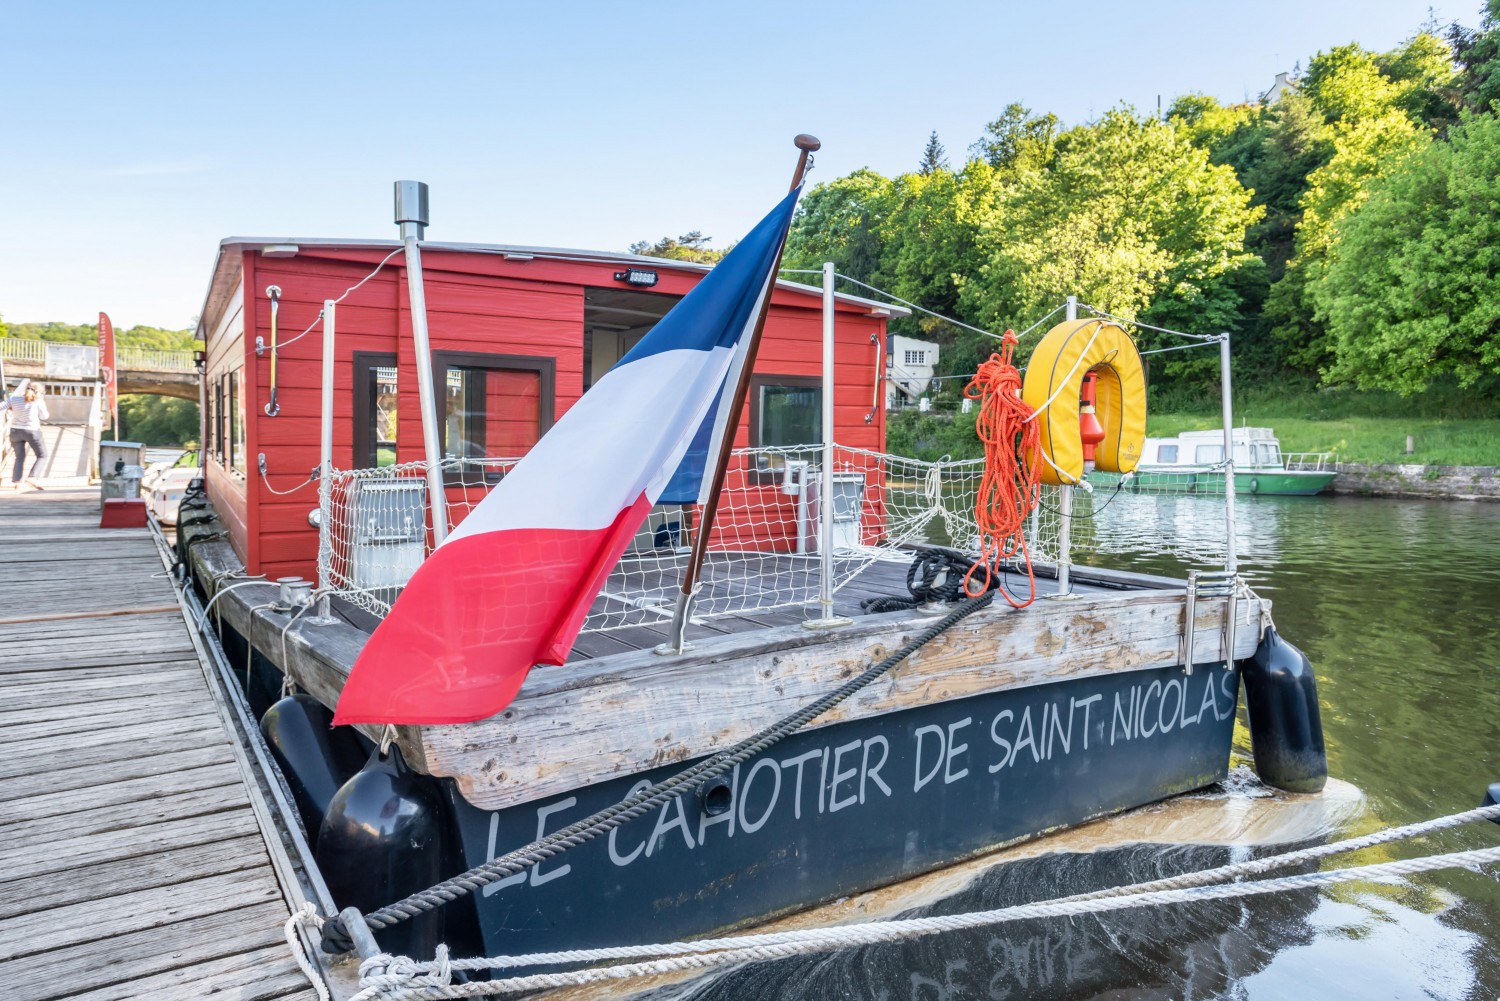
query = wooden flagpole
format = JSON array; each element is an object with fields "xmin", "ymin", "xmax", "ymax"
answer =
[{"xmin": 662, "ymin": 134, "xmax": 820, "ymax": 654}]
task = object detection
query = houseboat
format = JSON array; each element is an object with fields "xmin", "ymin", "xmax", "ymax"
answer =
[
  {"xmin": 1092, "ymin": 427, "xmax": 1337, "ymax": 496},
  {"xmin": 175, "ymin": 178, "xmax": 1327, "ymax": 974}
]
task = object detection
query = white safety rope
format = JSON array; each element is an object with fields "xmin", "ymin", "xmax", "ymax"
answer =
[
  {"xmin": 345, "ymin": 803, "xmax": 1500, "ymax": 999},
  {"xmin": 284, "ymin": 902, "xmax": 332, "ymax": 1001}
]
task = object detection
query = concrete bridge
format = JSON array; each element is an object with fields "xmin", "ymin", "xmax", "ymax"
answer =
[
  {"xmin": 0, "ymin": 337, "xmax": 200, "ymax": 483},
  {"xmin": 0, "ymin": 337, "xmax": 198, "ymax": 401}
]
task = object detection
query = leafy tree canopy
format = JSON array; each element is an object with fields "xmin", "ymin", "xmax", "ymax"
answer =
[
  {"xmin": 1315, "ymin": 111, "xmax": 1500, "ymax": 394},
  {"xmin": 626, "ymin": 231, "xmax": 727, "ymax": 264}
]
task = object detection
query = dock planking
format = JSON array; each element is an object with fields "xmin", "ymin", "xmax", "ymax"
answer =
[{"xmin": 0, "ymin": 490, "xmax": 321, "ymax": 1001}]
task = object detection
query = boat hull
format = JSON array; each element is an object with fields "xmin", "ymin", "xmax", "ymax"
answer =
[
  {"xmin": 1092, "ymin": 469, "xmax": 1336, "ymax": 496},
  {"xmin": 447, "ymin": 660, "xmax": 1240, "ymax": 958}
]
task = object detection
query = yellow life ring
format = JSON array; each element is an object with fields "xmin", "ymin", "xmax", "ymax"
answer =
[{"xmin": 1021, "ymin": 319, "xmax": 1147, "ymax": 486}]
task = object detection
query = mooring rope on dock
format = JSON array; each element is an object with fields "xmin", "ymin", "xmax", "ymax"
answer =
[
  {"xmin": 343, "ymin": 818, "xmax": 1500, "ymax": 999},
  {"xmin": 319, "ymin": 590, "xmax": 999, "ymax": 954}
]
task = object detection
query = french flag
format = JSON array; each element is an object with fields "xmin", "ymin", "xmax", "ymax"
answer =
[{"xmin": 333, "ymin": 187, "xmax": 802, "ymax": 725}]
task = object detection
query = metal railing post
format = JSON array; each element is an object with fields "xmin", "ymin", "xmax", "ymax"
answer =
[
  {"xmin": 318, "ymin": 300, "xmax": 336, "ymax": 591},
  {"xmin": 1219, "ymin": 332, "xmax": 1238, "ymax": 577},
  {"xmin": 807, "ymin": 262, "xmax": 851, "ymax": 630},
  {"xmin": 1054, "ymin": 295, "xmax": 1078, "ymax": 597},
  {"xmin": 396, "ymin": 180, "xmax": 448, "ymax": 544}
]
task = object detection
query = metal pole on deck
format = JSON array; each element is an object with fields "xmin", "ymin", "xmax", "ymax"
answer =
[
  {"xmin": 1054, "ymin": 296, "xmax": 1077, "ymax": 597},
  {"xmin": 659, "ymin": 135, "xmax": 820, "ymax": 654},
  {"xmin": 395, "ymin": 181, "xmax": 448, "ymax": 544},
  {"xmin": 807, "ymin": 261, "xmax": 851, "ymax": 630},
  {"xmin": 317, "ymin": 300, "xmax": 336, "ymax": 591},
  {"xmin": 1218, "ymin": 332, "xmax": 1238, "ymax": 576}
]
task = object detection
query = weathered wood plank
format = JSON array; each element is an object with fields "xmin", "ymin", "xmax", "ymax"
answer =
[
  {"xmin": 0, "ymin": 611, "xmax": 188, "ymax": 643},
  {"xmin": 0, "ymin": 868, "xmax": 282, "ymax": 962},
  {"xmin": 0, "ymin": 710, "xmax": 224, "ymax": 763},
  {"xmin": 0, "ymin": 783, "xmax": 251, "ymax": 852},
  {"xmin": 0, "ymin": 733, "xmax": 232, "ymax": 801},
  {"xmin": 0, "ymin": 833, "xmax": 269, "ymax": 921},
  {"xmin": 58, "ymin": 943, "xmax": 317, "ymax": 1001},
  {"xmin": 0, "ymin": 761, "xmax": 244, "ymax": 826},
  {"xmin": 419, "ymin": 590, "xmax": 1267, "ymax": 811},
  {"xmin": 2, "ymin": 661, "xmax": 202, "ymax": 690},
  {"xmin": 3, "ymin": 900, "xmax": 293, "ymax": 1001},
  {"xmin": 0, "ymin": 692, "xmax": 216, "ymax": 737},
  {"xmin": 0, "ymin": 808, "xmax": 261, "ymax": 885},
  {"xmin": 1, "ymin": 674, "xmax": 210, "ymax": 714}
]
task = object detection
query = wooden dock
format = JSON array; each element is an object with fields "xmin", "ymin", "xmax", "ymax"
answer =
[{"xmin": 0, "ymin": 489, "xmax": 323, "ymax": 1001}]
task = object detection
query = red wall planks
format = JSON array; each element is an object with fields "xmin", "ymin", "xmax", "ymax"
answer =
[{"xmin": 201, "ymin": 245, "xmax": 890, "ymax": 581}]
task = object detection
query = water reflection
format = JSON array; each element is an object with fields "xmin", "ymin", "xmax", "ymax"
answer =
[{"xmin": 679, "ymin": 494, "xmax": 1500, "ymax": 1000}]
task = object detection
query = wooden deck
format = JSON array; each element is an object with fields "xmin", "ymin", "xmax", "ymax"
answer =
[{"xmin": 0, "ymin": 489, "xmax": 323, "ymax": 1001}]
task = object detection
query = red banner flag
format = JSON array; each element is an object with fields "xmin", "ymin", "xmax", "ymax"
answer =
[{"xmin": 97, "ymin": 312, "xmax": 117, "ymax": 433}]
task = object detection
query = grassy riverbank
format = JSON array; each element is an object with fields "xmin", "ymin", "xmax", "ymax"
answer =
[{"xmin": 1148, "ymin": 383, "xmax": 1500, "ymax": 467}]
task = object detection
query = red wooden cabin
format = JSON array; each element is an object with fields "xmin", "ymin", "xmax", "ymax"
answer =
[{"xmin": 194, "ymin": 239, "xmax": 900, "ymax": 582}]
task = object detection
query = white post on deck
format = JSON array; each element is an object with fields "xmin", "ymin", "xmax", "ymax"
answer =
[
  {"xmin": 395, "ymin": 180, "xmax": 448, "ymax": 544},
  {"xmin": 1053, "ymin": 295, "xmax": 1078, "ymax": 597},
  {"xmin": 317, "ymin": 299, "xmax": 336, "ymax": 591},
  {"xmin": 1219, "ymin": 332, "xmax": 1238, "ymax": 576},
  {"xmin": 807, "ymin": 262, "xmax": 852, "ymax": 630}
]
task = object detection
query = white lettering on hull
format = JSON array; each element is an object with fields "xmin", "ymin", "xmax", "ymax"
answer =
[{"xmin": 481, "ymin": 670, "xmax": 1236, "ymax": 894}]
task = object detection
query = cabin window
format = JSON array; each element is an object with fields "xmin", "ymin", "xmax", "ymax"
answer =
[
  {"xmin": 210, "ymin": 377, "xmax": 223, "ymax": 464},
  {"xmin": 1194, "ymin": 444, "xmax": 1224, "ymax": 464},
  {"xmin": 1157, "ymin": 444, "xmax": 1178, "ymax": 463},
  {"xmin": 353, "ymin": 353, "xmax": 399, "ymax": 469},
  {"xmin": 1258, "ymin": 443, "xmax": 1281, "ymax": 465},
  {"xmin": 230, "ymin": 368, "xmax": 246, "ymax": 475},
  {"xmin": 750, "ymin": 375, "xmax": 821, "ymax": 479},
  {"xmin": 431, "ymin": 351, "xmax": 555, "ymax": 485}
]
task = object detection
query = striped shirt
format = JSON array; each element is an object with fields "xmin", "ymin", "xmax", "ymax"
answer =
[{"xmin": 0, "ymin": 395, "xmax": 49, "ymax": 431}]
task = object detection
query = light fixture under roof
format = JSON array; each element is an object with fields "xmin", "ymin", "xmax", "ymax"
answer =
[
  {"xmin": 614, "ymin": 267, "xmax": 658, "ymax": 288},
  {"xmin": 260, "ymin": 244, "xmax": 299, "ymax": 258}
]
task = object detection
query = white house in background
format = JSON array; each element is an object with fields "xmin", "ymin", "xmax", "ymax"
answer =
[
  {"xmin": 886, "ymin": 334, "xmax": 940, "ymax": 409},
  {"xmin": 1260, "ymin": 71, "xmax": 1298, "ymax": 104}
]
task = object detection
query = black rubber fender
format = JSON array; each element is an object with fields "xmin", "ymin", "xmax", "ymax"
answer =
[
  {"xmin": 1243, "ymin": 625, "xmax": 1328, "ymax": 793},
  {"xmin": 259, "ymin": 694, "xmax": 367, "ymax": 847},
  {"xmin": 317, "ymin": 744, "xmax": 450, "ymax": 959}
]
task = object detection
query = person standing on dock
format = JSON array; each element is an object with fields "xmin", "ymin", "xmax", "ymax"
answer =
[{"xmin": 0, "ymin": 382, "xmax": 49, "ymax": 490}]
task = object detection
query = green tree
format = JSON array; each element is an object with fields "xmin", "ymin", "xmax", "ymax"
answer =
[
  {"xmin": 1452, "ymin": 0, "xmax": 1500, "ymax": 111},
  {"xmin": 118, "ymin": 394, "xmax": 200, "ymax": 447},
  {"xmin": 1269, "ymin": 110, "xmax": 1430, "ymax": 372},
  {"xmin": 918, "ymin": 131, "xmax": 948, "ymax": 175},
  {"xmin": 783, "ymin": 168, "xmax": 899, "ymax": 287},
  {"xmin": 1314, "ymin": 112, "xmax": 1500, "ymax": 394},
  {"xmin": 626, "ymin": 231, "xmax": 726, "ymax": 264},
  {"xmin": 967, "ymin": 103, "xmax": 1060, "ymax": 173},
  {"xmin": 959, "ymin": 108, "xmax": 1262, "ymax": 382}
]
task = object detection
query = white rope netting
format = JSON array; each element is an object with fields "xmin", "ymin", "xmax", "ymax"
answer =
[{"xmin": 317, "ymin": 446, "xmax": 1038, "ymax": 627}]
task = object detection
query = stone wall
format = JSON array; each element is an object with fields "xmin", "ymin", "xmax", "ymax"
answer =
[{"xmin": 1331, "ymin": 463, "xmax": 1500, "ymax": 501}]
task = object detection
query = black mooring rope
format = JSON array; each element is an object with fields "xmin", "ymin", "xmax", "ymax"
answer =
[
  {"xmin": 321, "ymin": 588, "xmax": 997, "ymax": 954},
  {"xmin": 861, "ymin": 546, "xmax": 981, "ymax": 613}
]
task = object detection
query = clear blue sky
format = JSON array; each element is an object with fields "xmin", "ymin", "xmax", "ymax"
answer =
[{"xmin": 3, "ymin": 0, "xmax": 1474, "ymax": 330}]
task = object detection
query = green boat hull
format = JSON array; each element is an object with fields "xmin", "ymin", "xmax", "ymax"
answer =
[{"xmin": 1090, "ymin": 469, "xmax": 1336, "ymax": 496}]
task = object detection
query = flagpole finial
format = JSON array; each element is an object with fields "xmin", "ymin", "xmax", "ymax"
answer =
[{"xmin": 790, "ymin": 134, "xmax": 821, "ymax": 190}]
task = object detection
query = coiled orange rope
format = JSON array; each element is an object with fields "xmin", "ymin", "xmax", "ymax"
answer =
[{"xmin": 963, "ymin": 330, "xmax": 1041, "ymax": 607}]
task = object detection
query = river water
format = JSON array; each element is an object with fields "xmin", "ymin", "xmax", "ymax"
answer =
[{"xmin": 643, "ymin": 494, "xmax": 1500, "ymax": 1001}]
